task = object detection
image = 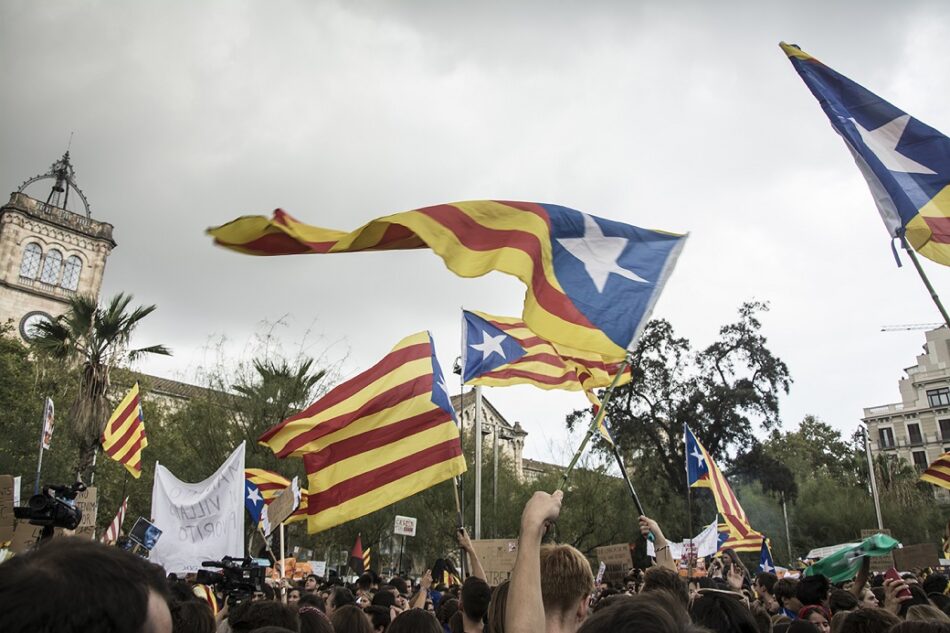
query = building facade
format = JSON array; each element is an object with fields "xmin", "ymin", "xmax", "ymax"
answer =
[
  {"xmin": 0, "ymin": 152, "xmax": 115, "ymax": 338},
  {"xmin": 451, "ymin": 391, "xmax": 529, "ymax": 481},
  {"xmin": 863, "ymin": 326, "xmax": 950, "ymax": 501}
]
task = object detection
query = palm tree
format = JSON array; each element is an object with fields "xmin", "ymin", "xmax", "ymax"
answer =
[{"xmin": 31, "ymin": 293, "xmax": 171, "ymax": 481}]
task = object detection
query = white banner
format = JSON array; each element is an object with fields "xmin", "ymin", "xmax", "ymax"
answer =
[
  {"xmin": 150, "ymin": 442, "xmax": 245, "ymax": 573},
  {"xmin": 647, "ymin": 516, "xmax": 720, "ymax": 559}
]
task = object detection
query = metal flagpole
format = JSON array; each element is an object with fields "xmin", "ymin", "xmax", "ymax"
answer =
[
  {"xmin": 901, "ymin": 236, "xmax": 950, "ymax": 329},
  {"xmin": 474, "ymin": 385, "xmax": 483, "ymax": 539},
  {"xmin": 781, "ymin": 492, "xmax": 793, "ymax": 562},
  {"xmin": 557, "ymin": 357, "xmax": 630, "ymax": 492},
  {"xmin": 863, "ymin": 426, "xmax": 885, "ymax": 530},
  {"xmin": 33, "ymin": 398, "xmax": 52, "ymax": 495},
  {"xmin": 279, "ymin": 523, "xmax": 287, "ymax": 602}
]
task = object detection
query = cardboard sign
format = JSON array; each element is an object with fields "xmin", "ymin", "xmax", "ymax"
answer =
[
  {"xmin": 10, "ymin": 520, "xmax": 47, "ymax": 553},
  {"xmin": 893, "ymin": 543, "xmax": 940, "ymax": 570},
  {"xmin": 311, "ymin": 560, "xmax": 328, "ymax": 578},
  {"xmin": 265, "ymin": 477, "xmax": 301, "ymax": 532},
  {"xmin": 74, "ymin": 486, "xmax": 98, "ymax": 540},
  {"xmin": 860, "ymin": 529, "xmax": 896, "ymax": 573},
  {"xmin": 471, "ymin": 538, "xmax": 519, "ymax": 585},
  {"xmin": 596, "ymin": 543, "xmax": 634, "ymax": 585},
  {"xmin": 0, "ymin": 475, "xmax": 15, "ymax": 544},
  {"xmin": 394, "ymin": 515, "xmax": 417, "ymax": 537}
]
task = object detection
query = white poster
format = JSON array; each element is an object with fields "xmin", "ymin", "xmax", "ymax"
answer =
[
  {"xmin": 150, "ymin": 442, "xmax": 245, "ymax": 573},
  {"xmin": 647, "ymin": 516, "xmax": 720, "ymax": 559}
]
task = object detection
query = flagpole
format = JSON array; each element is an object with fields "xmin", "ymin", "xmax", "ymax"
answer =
[
  {"xmin": 474, "ymin": 385, "xmax": 483, "ymax": 539},
  {"xmin": 279, "ymin": 522, "xmax": 287, "ymax": 603},
  {"xmin": 902, "ymin": 236, "xmax": 950, "ymax": 329},
  {"xmin": 557, "ymin": 357, "xmax": 630, "ymax": 492},
  {"xmin": 862, "ymin": 426, "xmax": 885, "ymax": 530},
  {"xmin": 33, "ymin": 399, "xmax": 51, "ymax": 495},
  {"xmin": 781, "ymin": 491, "xmax": 793, "ymax": 562}
]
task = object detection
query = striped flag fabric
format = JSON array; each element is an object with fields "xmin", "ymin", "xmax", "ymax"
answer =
[
  {"xmin": 718, "ymin": 529, "xmax": 768, "ymax": 553},
  {"xmin": 245, "ymin": 469, "xmax": 310, "ymax": 524},
  {"xmin": 259, "ymin": 331, "xmax": 466, "ymax": 533},
  {"xmin": 461, "ymin": 309, "xmax": 631, "ymax": 395},
  {"xmin": 685, "ymin": 425, "xmax": 763, "ymax": 548},
  {"xmin": 920, "ymin": 451, "xmax": 950, "ymax": 490},
  {"xmin": 350, "ymin": 534, "xmax": 365, "ymax": 574},
  {"xmin": 101, "ymin": 383, "xmax": 147, "ymax": 478},
  {"xmin": 363, "ymin": 546, "xmax": 372, "ymax": 573},
  {"xmin": 101, "ymin": 496, "xmax": 128, "ymax": 544},
  {"xmin": 209, "ymin": 201, "xmax": 686, "ymax": 359}
]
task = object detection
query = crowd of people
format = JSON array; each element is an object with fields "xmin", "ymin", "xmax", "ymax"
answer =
[{"xmin": 1, "ymin": 490, "xmax": 948, "ymax": 633}]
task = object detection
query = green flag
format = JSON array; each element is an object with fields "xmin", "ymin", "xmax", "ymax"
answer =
[{"xmin": 805, "ymin": 534, "xmax": 901, "ymax": 583}]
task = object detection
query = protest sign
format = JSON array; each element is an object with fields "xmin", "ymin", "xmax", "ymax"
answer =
[
  {"xmin": 596, "ymin": 543, "xmax": 634, "ymax": 584},
  {"xmin": 74, "ymin": 486, "xmax": 97, "ymax": 539},
  {"xmin": 893, "ymin": 543, "xmax": 940, "ymax": 570},
  {"xmin": 861, "ymin": 529, "xmax": 896, "ymax": 573},
  {"xmin": 311, "ymin": 560, "xmax": 328, "ymax": 578},
  {"xmin": 0, "ymin": 475, "xmax": 14, "ymax": 544},
  {"xmin": 394, "ymin": 515, "xmax": 417, "ymax": 537},
  {"xmin": 471, "ymin": 538, "xmax": 519, "ymax": 585},
  {"xmin": 10, "ymin": 520, "xmax": 48, "ymax": 553},
  {"xmin": 150, "ymin": 442, "xmax": 245, "ymax": 573},
  {"xmin": 263, "ymin": 477, "xmax": 300, "ymax": 534}
]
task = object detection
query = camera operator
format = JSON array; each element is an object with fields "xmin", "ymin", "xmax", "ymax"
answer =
[{"xmin": 0, "ymin": 537, "xmax": 172, "ymax": 633}]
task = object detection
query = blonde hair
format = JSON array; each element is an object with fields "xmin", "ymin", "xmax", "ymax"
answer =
[
  {"xmin": 906, "ymin": 604, "xmax": 950, "ymax": 622},
  {"xmin": 539, "ymin": 544, "xmax": 594, "ymax": 615}
]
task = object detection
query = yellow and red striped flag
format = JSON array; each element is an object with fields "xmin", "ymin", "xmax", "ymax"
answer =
[
  {"xmin": 259, "ymin": 331, "xmax": 466, "ymax": 533},
  {"xmin": 244, "ymin": 468, "xmax": 310, "ymax": 524},
  {"xmin": 686, "ymin": 425, "xmax": 763, "ymax": 548},
  {"xmin": 102, "ymin": 383, "xmax": 147, "ymax": 478},
  {"xmin": 209, "ymin": 201, "xmax": 686, "ymax": 359},
  {"xmin": 363, "ymin": 546, "xmax": 372, "ymax": 572},
  {"xmin": 920, "ymin": 451, "xmax": 950, "ymax": 490}
]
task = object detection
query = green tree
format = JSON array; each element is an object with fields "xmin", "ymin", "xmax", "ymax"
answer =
[{"xmin": 29, "ymin": 294, "xmax": 170, "ymax": 481}]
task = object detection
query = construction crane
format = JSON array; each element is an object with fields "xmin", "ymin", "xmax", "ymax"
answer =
[{"xmin": 880, "ymin": 323, "xmax": 945, "ymax": 332}]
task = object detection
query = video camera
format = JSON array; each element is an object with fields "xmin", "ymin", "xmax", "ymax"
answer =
[
  {"xmin": 197, "ymin": 556, "xmax": 268, "ymax": 607},
  {"xmin": 14, "ymin": 482, "xmax": 86, "ymax": 539}
]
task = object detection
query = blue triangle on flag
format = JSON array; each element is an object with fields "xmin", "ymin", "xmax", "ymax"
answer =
[{"xmin": 462, "ymin": 311, "xmax": 527, "ymax": 383}]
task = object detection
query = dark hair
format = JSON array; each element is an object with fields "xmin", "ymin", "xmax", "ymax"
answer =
[
  {"xmin": 901, "ymin": 586, "xmax": 935, "ymax": 618},
  {"xmin": 890, "ymin": 623, "xmax": 950, "ymax": 633},
  {"xmin": 461, "ymin": 576, "xmax": 492, "ymax": 621},
  {"xmin": 689, "ymin": 592, "xmax": 760, "ymax": 633},
  {"xmin": 298, "ymin": 593, "xmax": 325, "ymax": 610},
  {"xmin": 756, "ymin": 572, "xmax": 779, "ymax": 594},
  {"xmin": 299, "ymin": 607, "xmax": 334, "ymax": 633},
  {"xmin": 229, "ymin": 600, "xmax": 300, "ymax": 633},
  {"xmin": 923, "ymin": 574, "xmax": 949, "ymax": 596},
  {"xmin": 438, "ymin": 597, "xmax": 460, "ymax": 624},
  {"xmin": 579, "ymin": 592, "xmax": 696, "ymax": 633},
  {"xmin": 0, "ymin": 537, "xmax": 169, "ymax": 633},
  {"xmin": 390, "ymin": 577, "xmax": 409, "ymax": 596},
  {"xmin": 838, "ymin": 607, "xmax": 901, "ymax": 633},
  {"xmin": 364, "ymin": 605, "xmax": 391, "ymax": 631},
  {"xmin": 330, "ymin": 604, "xmax": 372, "ymax": 633},
  {"xmin": 798, "ymin": 575, "xmax": 831, "ymax": 607},
  {"xmin": 330, "ymin": 586, "xmax": 356, "ymax": 611},
  {"xmin": 171, "ymin": 599, "xmax": 215, "ymax": 633},
  {"xmin": 642, "ymin": 566, "xmax": 690, "ymax": 608},
  {"xmin": 750, "ymin": 602, "xmax": 772, "ymax": 633},
  {"xmin": 487, "ymin": 579, "xmax": 510, "ymax": 633},
  {"xmin": 774, "ymin": 578, "xmax": 800, "ymax": 606},
  {"xmin": 788, "ymin": 621, "xmax": 820, "ymax": 633},
  {"xmin": 371, "ymin": 589, "xmax": 395, "ymax": 609},
  {"xmin": 388, "ymin": 609, "xmax": 443, "ymax": 633},
  {"xmin": 357, "ymin": 574, "xmax": 373, "ymax": 590},
  {"xmin": 828, "ymin": 589, "xmax": 859, "ymax": 614}
]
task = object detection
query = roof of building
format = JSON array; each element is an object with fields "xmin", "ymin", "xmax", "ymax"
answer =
[{"xmin": 450, "ymin": 390, "xmax": 527, "ymax": 436}]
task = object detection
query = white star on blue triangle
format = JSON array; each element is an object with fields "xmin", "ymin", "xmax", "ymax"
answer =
[
  {"xmin": 428, "ymin": 332, "xmax": 457, "ymax": 422},
  {"xmin": 462, "ymin": 311, "xmax": 527, "ymax": 383},
  {"xmin": 245, "ymin": 479, "xmax": 265, "ymax": 524},
  {"xmin": 685, "ymin": 425, "xmax": 710, "ymax": 487}
]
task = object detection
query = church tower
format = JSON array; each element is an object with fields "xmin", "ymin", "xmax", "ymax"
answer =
[{"xmin": 0, "ymin": 152, "xmax": 116, "ymax": 339}]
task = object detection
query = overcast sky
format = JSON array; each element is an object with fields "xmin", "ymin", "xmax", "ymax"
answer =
[{"xmin": 3, "ymin": 0, "xmax": 950, "ymax": 465}]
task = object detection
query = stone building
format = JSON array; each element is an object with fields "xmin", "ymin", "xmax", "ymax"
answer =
[
  {"xmin": 451, "ymin": 391, "xmax": 529, "ymax": 481},
  {"xmin": 0, "ymin": 152, "xmax": 115, "ymax": 338},
  {"xmin": 862, "ymin": 326, "xmax": 950, "ymax": 501}
]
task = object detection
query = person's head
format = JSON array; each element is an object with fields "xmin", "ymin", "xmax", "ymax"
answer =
[
  {"xmin": 838, "ymin": 607, "xmax": 901, "ymax": 633},
  {"xmin": 487, "ymin": 580, "xmax": 510, "ymax": 633},
  {"xmin": 460, "ymin": 576, "xmax": 492, "ymax": 623},
  {"xmin": 330, "ymin": 604, "xmax": 373, "ymax": 633},
  {"xmin": 357, "ymin": 574, "xmax": 374, "ymax": 593},
  {"xmin": 830, "ymin": 610, "xmax": 849, "ymax": 633},
  {"xmin": 798, "ymin": 576, "xmax": 831, "ymax": 607},
  {"xmin": 750, "ymin": 602, "xmax": 772, "ymax": 633},
  {"xmin": 389, "ymin": 577, "xmax": 409, "ymax": 597},
  {"xmin": 906, "ymin": 605, "xmax": 950, "ymax": 623},
  {"xmin": 828, "ymin": 590, "xmax": 859, "ymax": 615},
  {"xmin": 288, "ymin": 588, "xmax": 302, "ymax": 606},
  {"xmin": 756, "ymin": 572, "xmax": 779, "ymax": 598},
  {"xmin": 641, "ymin": 566, "xmax": 689, "ymax": 609},
  {"xmin": 924, "ymin": 574, "xmax": 949, "ymax": 597},
  {"xmin": 775, "ymin": 578, "xmax": 802, "ymax": 614},
  {"xmin": 229, "ymin": 600, "xmax": 300, "ymax": 633},
  {"xmin": 170, "ymin": 599, "xmax": 215, "ymax": 633},
  {"xmin": 788, "ymin": 621, "xmax": 820, "ymax": 633},
  {"xmin": 859, "ymin": 588, "xmax": 878, "ymax": 609},
  {"xmin": 578, "ymin": 591, "xmax": 697, "ymax": 633},
  {"xmin": 305, "ymin": 574, "xmax": 321, "ymax": 592},
  {"xmin": 299, "ymin": 607, "xmax": 334, "ymax": 633},
  {"xmin": 298, "ymin": 592, "xmax": 325, "ymax": 611},
  {"xmin": 800, "ymin": 605, "xmax": 831, "ymax": 633},
  {"xmin": 0, "ymin": 537, "xmax": 171, "ymax": 633},
  {"xmin": 437, "ymin": 597, "xmax": 460, "ymax": 625},
  {"xmin": 540, "ymin": 544, "xmax": 595, "ymax": 630},
  {"xmin": 902, "ymin": 586, "xmax": 937, "ymax": 618},
  {"xmin": 690, "ymin": 591, "xmax": 760, "ymax": 633},
  {"xmin": 388, "ymin": 609, "xmax": 442, "ymax": 633},
  {"xmin": 364, "ymin": 605, "xmax": 391, "ymax": 633},
  {"xmin": 327, "ymin": 586, "xmax": 356, "ymax": 617},
  {"xmin": 370, "ymin": 588, "xmax": 396, "ymax": 609}
]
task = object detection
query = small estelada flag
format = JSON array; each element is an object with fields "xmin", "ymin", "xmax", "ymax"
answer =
[
  {"xmin": 41, "ymin": 397, "xmax": 55, "ymax": 450},
  {"xmin": 101, "ymin": 383, "xmax": 147, "ymax": 478},
  {"xmin": 349, "ymin": 534, "xmax": 365, "ymax": 575}
]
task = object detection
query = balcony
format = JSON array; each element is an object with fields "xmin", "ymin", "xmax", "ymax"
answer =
[{"xmin": 16, "ymin": 275, "xmax": 76, "ymax": 299}]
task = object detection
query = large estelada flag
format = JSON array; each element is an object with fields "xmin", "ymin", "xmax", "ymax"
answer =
[
  {"xmin": 209, "ymin": 201, "xmax": 686, "ymax": 358},
  {"xmin": 920, "ymin": 451, "xmax": 950, "ymax": 490},
  {"xmin": 461, "ymin": 309, "xmax": 631, "ymax": 395},
  {"xmin": 102, "ymin": 383, "xmax": 147, "ymax": 478},
  {"xmin": 244, "ymin": 468, "xmax": 309, "ymax": 525},
  {"xmin": 259, "ymin": 331, "xmax": 466, "ymax": 533},
  {"xmin": 686, "ymin": 425, "xmax": 763, "ymax": 551},
  {"xmin": 781, "ymin": 42, "xmax": 950, "ymax": 266}
]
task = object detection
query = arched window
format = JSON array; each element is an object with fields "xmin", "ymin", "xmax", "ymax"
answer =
[
  {"xmin": 39, "ymin": 249, "xmax": 63, "ymax": 285},
  {"xmin": 61, "ymin": 255, "xmax": 82, "ymax": 291},
  {"xmin": 19, "ymin": 243, "xmax": 42, "ymax": 279}
]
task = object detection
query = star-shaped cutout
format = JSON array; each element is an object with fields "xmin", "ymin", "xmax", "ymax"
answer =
[
  {"xmin": 470, "ymin": 330, "xmax": 507, "ymax": 361},
  {"xmin": 851, "ymin": 114, "xmax": 936, "ymax": 174},
  {"xmin": 557, "ymin": 214, "xmax": 648, "ymax": 293},
  {"xmin": 246, "ymin": 486, "xmax": 263, "ymax": 505},
  {"xmin": 690, "ymin": 447, "xmax": 705, "ymax": 467},
  {"xmin": 760, "ymin": 560, "xmax": 774, "ymax": 573}
]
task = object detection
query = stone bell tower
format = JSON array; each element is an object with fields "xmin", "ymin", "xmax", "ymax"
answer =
[{"xmin": 0, "ymin": 151, "xmax": 116, "ymax": 339}]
